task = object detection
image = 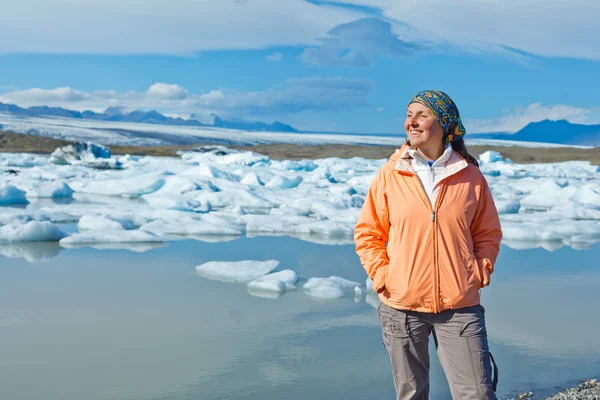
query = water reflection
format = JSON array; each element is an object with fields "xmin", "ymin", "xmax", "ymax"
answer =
[
  {"xmin": 0, "ymin": 237, "xmax": 598, "ymax": 400},
  {"xmin": 59, "ymin": 241, "xmax": 168, "ymax": 253},
  {"xmin": 0, "ymin": 242, "xmax": 63, "ymax": 262}
]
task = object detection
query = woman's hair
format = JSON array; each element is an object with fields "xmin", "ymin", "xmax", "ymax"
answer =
[
  {"xmin": 449, "ymin": 138, "xmax": 479, "ymax": 167},
  {"xmin": 405, "ymin": 137, "xmax": 479, "ymax": 168}
]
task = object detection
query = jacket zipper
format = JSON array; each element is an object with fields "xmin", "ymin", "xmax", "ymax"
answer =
[
  {"xmin": 431, "ymin": 184, "xmax": 448, "ymax": 313},
  {"xmin": 394, "ymin": 151, "xmax": 469, "ymax": 312},
  {"xmin": 401, "ymin": 167, "xmax": 446, "ymax": 313},
  {"xmin": 429, "ymin": 164, "xmax": 441, "ymax": 313}
]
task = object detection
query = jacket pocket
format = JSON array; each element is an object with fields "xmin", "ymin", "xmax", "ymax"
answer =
[{"xmin": 463, "ymin": 251, "xmax": 483, "ymax": 290}]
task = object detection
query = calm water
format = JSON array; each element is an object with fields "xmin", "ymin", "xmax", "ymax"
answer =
[{"xmin": 0, "ymin": 236, "xmax": 599, "ymax": 400}]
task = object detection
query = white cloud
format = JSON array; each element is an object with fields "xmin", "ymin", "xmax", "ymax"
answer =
[
  {"xmin": 146, "ymin": 83, "xmax": 189, "ymax": 100},
  {"xmin": 465, "ymin": 103, "xmax": 600, "ymax": 133},
  {"xmin": 266, "ymin": 52, "xmax": 283, "ymax": 62},
  {"xmin": 1, "ymin": 87, "xmax": 91, "ymax": 104},
  {"xmin": 0, "ymin": 0, "xmax": 362, "ymax": 55},
  {"xmin": 0, "ymin": 78, "xmax": 373, "ymax": 119},
  {"xmin": 331, "ymin": 0, "xmax": 600, "ymax": 60},
  {"xmin": 0, "ymin": 1, "xmax": 597, "ymax": 60},
  {"xmin": 301, "ymin": 18, "xmax": 419, "ymax": 67}
]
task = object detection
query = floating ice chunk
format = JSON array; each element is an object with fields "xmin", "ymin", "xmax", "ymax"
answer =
[
  {"xmin": 195, "ymin": 260, "xmax": 279, "ymax": 283},
  {"xmin": 552, "ymin": 203, "xmax": 600, "ymax": 220},
  {"xmin": 494, "ymin": 199, "xmax": 520, "ymax": 214},
  {"xmin": 570, "ymin": 185, "xmax": 600, "ymax": 210},
  {"xmin": 302, "ymin": 276, "xmax": 361, "ymax": 300},
  {"xmin": 140, "ymin": 214, "xmax": 244, "ymax": 236},
  {"xmin": 0, "ymin": 221, "xmax": 68, "ymax": 242},
  {"xmin": 142, "ymin": 193, "xmax": 211, "ymax": 212},
  {"xmin": 221, "ymin": 152, "xmax": 269, "ymax": 167},
  {"xmin": 520, "ymin": 180, "xmax": 576, "ymax": 210},
  {"xmin": 155, "ymin": 176, "xmax": 202, "ymax": 195},
  {"xmin": 180, "ymin": 146, "xmax": 269, "ymax": 167},
  {"xmin": 277, "ymin": 159, "xmax": 317, "ymax": 171},
  {"xmin": 180, "ymin": 165, "xmax": 239, "ymax": 181},
  {"xmin": 0, "ymin": 184, "xmax": 29, "ymax": 205},
  {"xmin": 23, "ymin": 182, "xmax": 74, "ymax": 198},
  {"xmin": 241, "ymin": 172, "xmax": 263, "ymax": 186},
  {"xmin": 242, "ymin": 214, "xmax": 313, "ymax": 234},
  {"xmin": 365, "ymin": 293, "xmax": 381, "ymax": 308},
  {"xmin": 479, "ymin": 151, "xmax": 505, "ymax": 164},
  {"xmin": 302, "ymin": 220, "xmax": 355, "ymax": 237},
  {"xmin": 265, "ymin": 175, "xmax": 303, "ymax": 189},
  {"xmin": 0, "ymin": 153, "xmax": 47, "ymax": 168},
  {"xmin": 500, "ymin": 221, "xmax": 565, "ymax": 242},
  {"xmin": 196, "ymin": 188, "xmax": 272, "ymax": 209},
  {"xmin": 60, "ymin": 242, "xmax": 166, "ymax": 253},
  {"xmin": 365, "ymin": 278, "xmax": 375, "ymax": 293},
  {"xmin": 247, "ymin": 287, "xmax": 284, "ymax": 299},
  {"xmin": 354, "ymin": 286, "xmax": 363, "ymax": 295},
  {"xmin": 49, "ymin": 142, "xmax": 122, "ymax": 169},
  {"xmin": 75, "ymin": 171, "xmax": 168, "ymax": 197},
  {"xmin": 230, "ymin": 205, "xmax": 247, "ymax": 215},
  {"xmin": 50, "ymin": 142, "xmax": 111, "ymax": 163},
  {"xmin": 247, "ymin": 270, "xmax": 298, "ymax": 292},
  {"xmin": 270, "ymin": 205, "xmax": 310, "ymax": 217},
  {"xmin": 60, "ymin": 229, "xmax": 162, "ymax": 245},
  {"xmin": 78, "ymin": 215, "xmax": 125, "ymax": 231}
]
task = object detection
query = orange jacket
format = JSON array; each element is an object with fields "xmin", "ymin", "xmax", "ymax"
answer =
[{"xmin": 354, "ymin": 145, "xmax": 502, "ymax": 313}]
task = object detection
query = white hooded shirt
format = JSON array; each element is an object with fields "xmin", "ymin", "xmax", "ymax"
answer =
[{"xmin": 407, "ymin": 145, "xmax": 454, "ymax": 206}]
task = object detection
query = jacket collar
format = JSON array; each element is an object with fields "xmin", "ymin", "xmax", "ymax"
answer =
[
  {"xmin": 393, "ymin": 143, "xmax": 469, "ymax": 179},
  {"xmin": 408, "ymin": 144, "xmax": 453, "ymax": 170}
]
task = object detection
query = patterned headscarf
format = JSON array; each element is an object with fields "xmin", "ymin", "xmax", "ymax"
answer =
[{"xmin": 409, "ymin": 90, "xmax": 466, "ymax": 143}]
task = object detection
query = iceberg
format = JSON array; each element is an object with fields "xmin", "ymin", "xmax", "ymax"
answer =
[
  {"xmin": 78, "ymin": 215, "xmax": 126, "ymax": 231},
  {"xmin": 302, "ymin": 276, "xmax": 361, "ymax": 300},
  {"xmin": 49, "ymin": 142, "xmax": 122, "ymax": 169},
  {"xmin": 0, "ymin": 221, "xmax": 68, "ymax": 242},
  {"xmin": 247, "ymin": 270, "xmax": 299, "ymax": 293},
  {"xmin": 265, "ymin": 175, "xmax": 303, "ymax": 189},
  {"xmin": 0, "ymin": 142, "xmax": 598, "ymax": 249},
  {"xmin": 60, "ymin": 229, "xmax": 162, "ymax": 245},
  {"xmin": 195, "ymin": 260, "xmax": 280, "ymax": 283},
  {"xmin": 0, "ymin": 184, "xmax": 29, "ymax": 205}
]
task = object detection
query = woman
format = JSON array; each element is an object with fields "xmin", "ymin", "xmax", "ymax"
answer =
[{"xmin": 354, "ymin": 90, "xmax": 502, "ymax": 400}]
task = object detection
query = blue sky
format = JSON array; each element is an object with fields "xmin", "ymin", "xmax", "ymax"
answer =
[{"xmin": 0, "ymin": 0, "xmax": 599, "ymax": 134}]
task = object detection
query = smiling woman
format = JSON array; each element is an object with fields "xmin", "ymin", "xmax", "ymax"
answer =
[{"xmin": 355, "ymin": 90, "xmax": 502, "ymax": 400}]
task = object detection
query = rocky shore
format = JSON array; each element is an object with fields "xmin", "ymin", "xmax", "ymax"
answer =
[{"xmin": 513, "ymin": 379, "xmax": 599, "ymax": 400}]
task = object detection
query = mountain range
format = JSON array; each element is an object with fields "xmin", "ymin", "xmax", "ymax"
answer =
[
  {"xmin": 472, "ymin": 119, "xmax": 600, "ymax": 146},
  {"xmin": 0, "ymin": 101, "xmax": 599, "ymax": 146},
  {"xmin": 0, "ymin": 102, "xmax": 297, "ymax": 133}
]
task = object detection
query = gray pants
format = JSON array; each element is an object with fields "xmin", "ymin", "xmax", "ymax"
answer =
[{"xmin": 378, "ymin": 302, "xmax": 497, "ymax": 400}]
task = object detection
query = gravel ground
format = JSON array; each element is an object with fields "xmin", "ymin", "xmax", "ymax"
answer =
[
  {"xmin": 546, "ymin": 380, "xmax": 600, "ymax": 400},
  {"xmin": 512, "ymin": 379, "xmax": 600, "ymax": 400}
]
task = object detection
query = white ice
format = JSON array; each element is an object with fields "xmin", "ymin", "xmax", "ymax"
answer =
[
  {"xmin": 0, "ymin": 141, "xmax": 599, "ymax": 251},
  {"xmin": 302, "ymin": 276, "xmax": 362, "ymax": 300},
  {"xmin": 60, "ymin": 229, "xmax": 162, "ymax": 245},
  {"xmin": 194, "ymin": 260, "xmax": 280, "ymax": 283},
  {"xmin": 247, "ymin": 270, "xmax": 299, "ymax": 292},
  {"xmin": 0, "ymin": 184, "xmax": 28, "ymax": 205},
  {"xmin": 0, "ymin": 221, "xmax": 67, "ymax": 243},
  {"xmin": 49, "ymin": 142, "xmax": 122, "ymax": 169}
]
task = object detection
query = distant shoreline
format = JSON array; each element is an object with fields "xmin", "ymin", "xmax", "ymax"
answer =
[{"xmin": 1, "ymin": 130, "xmax": 599, "ymax": 165}]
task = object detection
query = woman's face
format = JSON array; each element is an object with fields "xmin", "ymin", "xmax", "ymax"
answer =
[{"xmin": 405, "ymin": 102, "xmax": 444, "ymax": 148}]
